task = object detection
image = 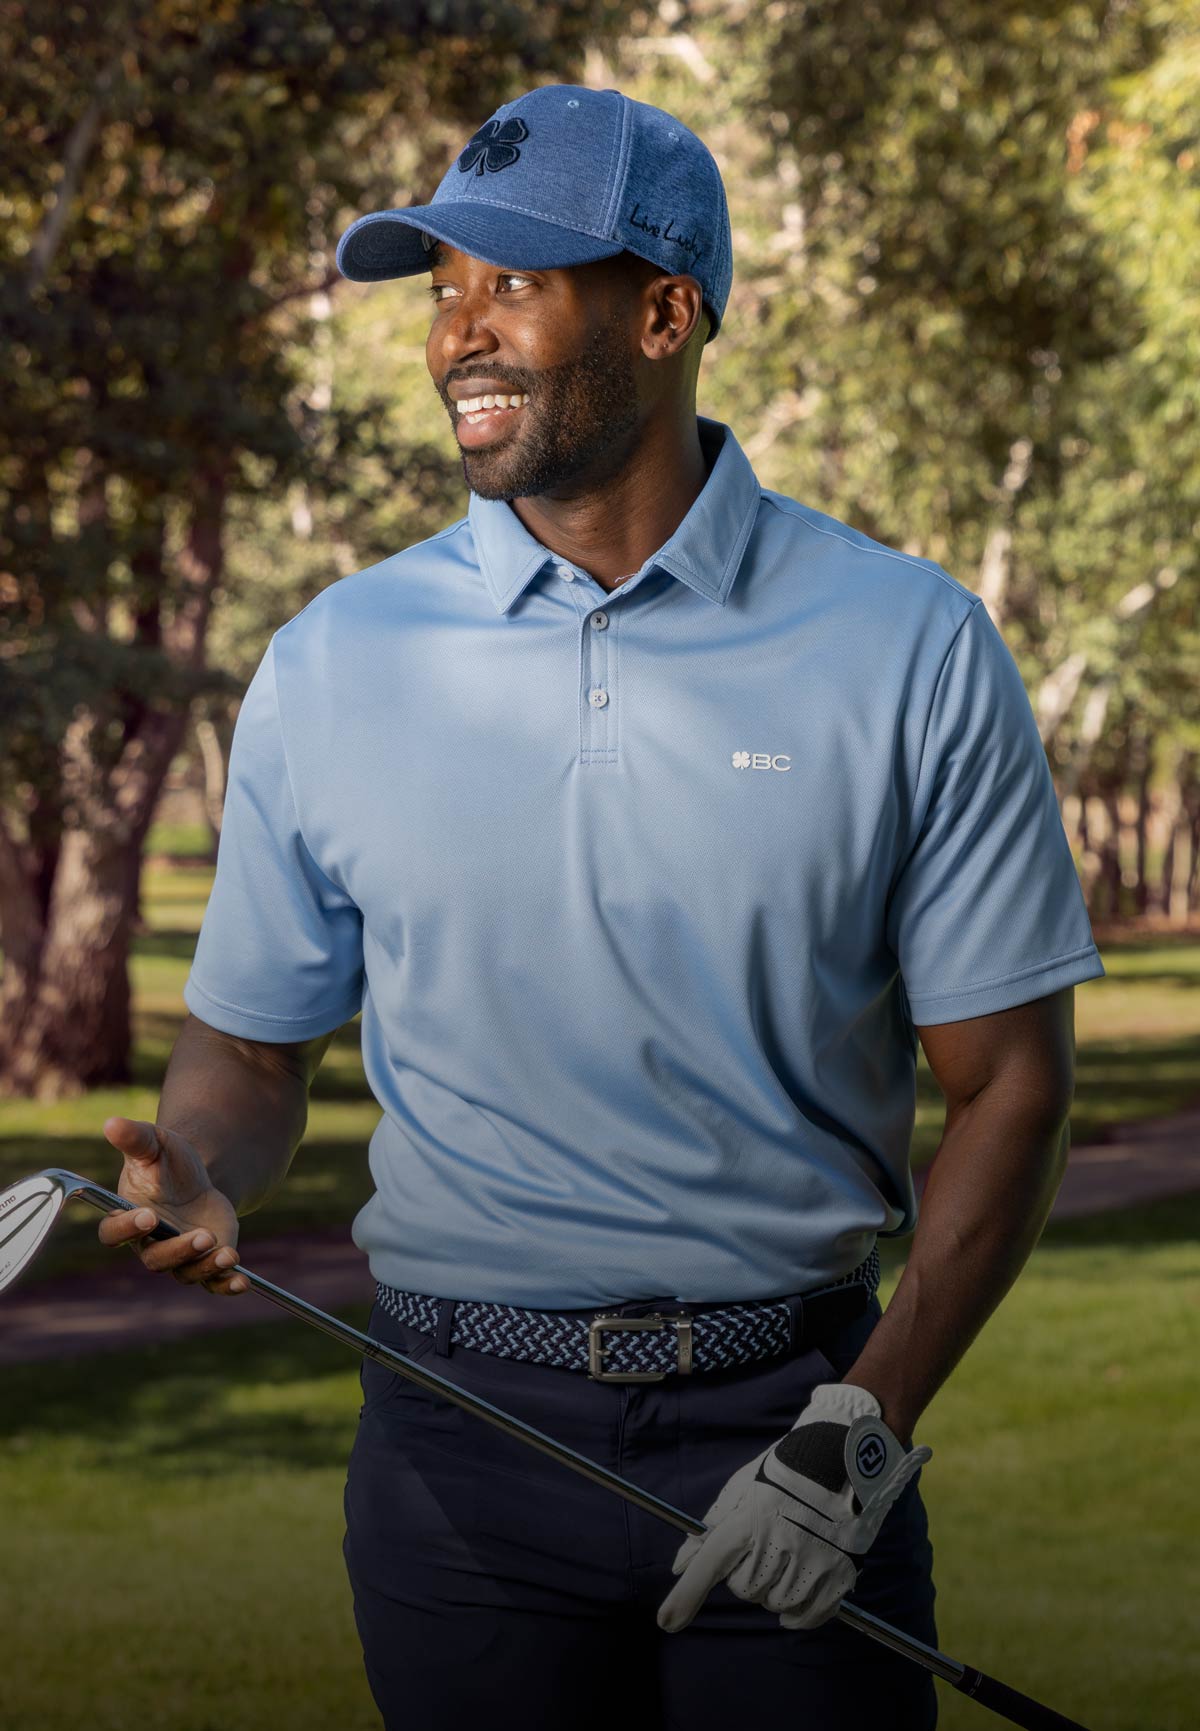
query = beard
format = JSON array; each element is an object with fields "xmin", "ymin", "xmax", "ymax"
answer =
[{"xmin": 439, "ymin": 310, "xmax": 643, "ymax": 501}]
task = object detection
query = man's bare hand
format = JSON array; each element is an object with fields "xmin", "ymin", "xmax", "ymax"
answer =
[{"xmin": 98, "ymin": 1117, "xmax": 246, "ymax": 1296}]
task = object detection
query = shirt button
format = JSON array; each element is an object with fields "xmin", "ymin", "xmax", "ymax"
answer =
[
  {"xmin": 590, "ymin": 611, "xmax": 609, "ymax": 629},
  {"xmin": 589, "ymin": 688, "xmax": 608, "ymax": 708},
  {"xmin": 556, "ymin": 562, "xmax": 575, "ymax": 582}
]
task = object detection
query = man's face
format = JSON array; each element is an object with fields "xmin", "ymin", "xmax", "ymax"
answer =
[{"xmin": 425, "ymin": 241, "xmax": 645, "ymax": 501}]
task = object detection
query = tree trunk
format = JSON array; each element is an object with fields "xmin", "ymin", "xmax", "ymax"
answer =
[
  {"xmin": 26, "ymin": 52, "xmax": 122, "ymax": 295},
  {"xmin": 1131, "ymin": 728, "xmax": 1153, "ymax": 917},
  {"xmin": 0, "ymin": 467, "xmax": 228, "ymax": 1099},
  {"xmin": 1157, "ymin": 776, "xmax": 1183, "ymax": 921},
  {"xmin": 1100, "ymin": 791, "xmax": 1124, "ymax": 922},
  {"xmin": 195, "ymin": 715, "xmax": 227, "ymax": 859},
  {"xmin": 0, "ymin": 825, "xmax": 137, "ymax": 1098},
  {"xmin": 1177, "ymin": 789, "xmax": 1198, "ymax": 913},
  {"xmin": 0, "ymin": 815, "xmax": 47, "ymax": 1051}
]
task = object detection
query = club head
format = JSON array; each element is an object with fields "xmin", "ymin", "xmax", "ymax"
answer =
[{"xmin": 0, "ymin": 1172, "xmax": 71, "ymax": 1292}]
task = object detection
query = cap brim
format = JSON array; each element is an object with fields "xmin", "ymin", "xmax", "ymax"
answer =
[{"xmin": 336, "ymin": 204, "xmax": 625, "ymax": 282}]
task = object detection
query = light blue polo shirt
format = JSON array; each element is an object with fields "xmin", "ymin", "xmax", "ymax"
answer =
[{"xmin": 185, "ymin": 415, "xmax": 1106, "ymax": 1307}]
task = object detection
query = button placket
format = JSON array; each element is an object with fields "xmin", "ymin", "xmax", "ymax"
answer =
[{"xmin": 581, "ymin": 594, "xmax": 614, "ymax": 760}]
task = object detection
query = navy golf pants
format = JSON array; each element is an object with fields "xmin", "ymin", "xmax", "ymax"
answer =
[{"xmin": 342, "ymin": 1291, "xmax": 938, "ymax": 1730}]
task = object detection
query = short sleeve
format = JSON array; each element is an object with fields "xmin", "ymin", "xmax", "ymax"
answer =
[
  {"xmin": 886, "ymin": 601, "xmax": 1105, "ymax": 1025},
  {"xmin": 184, "ymin": 636, "xmax": 364, "ymax": 1041}
]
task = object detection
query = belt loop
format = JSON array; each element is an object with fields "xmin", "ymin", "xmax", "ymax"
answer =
[
  {"xmin": 788, "ymin": 1294, "xmax": 805, "ymax": 1353},
  {"xmin": 435, "ymin": 1297, "xmax": 456, "ymax": 1358}
]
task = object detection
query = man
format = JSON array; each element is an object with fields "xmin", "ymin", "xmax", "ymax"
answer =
[{"xmin": 98, "ymin": 84, "xmax": 1106, "ymax": 1729}]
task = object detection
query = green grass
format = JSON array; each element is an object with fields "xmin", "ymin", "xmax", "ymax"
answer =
[
  {"xmin": 0, "ymin": 1193, "xmax": 1196, "ymax": 1729},
  {"xmin": 143, "ymin": 818, "xmax": 216, "ymax": 860},
  {"xmin": 2, "ymin": 863, "xmax": 1199, "ymax": 1286},
  {"xmin": 0, "ymin": 1306, "xmax": 376, "ymax": 1731}
]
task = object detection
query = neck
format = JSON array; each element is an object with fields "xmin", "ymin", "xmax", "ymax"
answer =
[{"xmin": 509, "ymin": 409, "xmax": 709, "ymax": 594}]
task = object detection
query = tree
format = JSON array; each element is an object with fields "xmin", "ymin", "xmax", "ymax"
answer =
[
  {"xmin": 583, "ymin": 0, "xmax": 1199, "ymax": 922},
  {"xmin": 713, "ymin": 0, "xmax": 1197, "ymax": 918},
  {"xmin": 0, "ymin": 0, "xmax": 633, "ymax": 1098}
]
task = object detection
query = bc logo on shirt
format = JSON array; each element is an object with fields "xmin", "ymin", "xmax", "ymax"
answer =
[{"xmin": 732, "ymin": 751, "xmax": 792, "ymax": 771}]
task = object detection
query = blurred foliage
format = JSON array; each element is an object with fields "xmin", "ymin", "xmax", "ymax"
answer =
[
  {"xmin": 739, "ymin": 0, "xmax": 1198, "ymax": 774},
  {"xmin": 0, "ymin": 0, "xmax": 637, "ymax": 794},
  {"xmin": 758, "ymin": 1, "xmax": 1149, "ymax": 549}
]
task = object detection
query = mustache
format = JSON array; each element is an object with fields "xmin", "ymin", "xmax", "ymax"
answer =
[{"xmin": 440, "ymin": 375, "xmax": 536, "ymax": 399}]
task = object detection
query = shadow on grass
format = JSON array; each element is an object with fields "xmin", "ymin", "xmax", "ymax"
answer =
[
  {"xmin": 864, "ymin": 1183, "xmax": 1200, "ymax": 1291},
  {"xmin": 132, "ymin": 929, "xmax": 204, "ymax": 963},
  {"xmin": 1091, "ymin": 924, "xmax": 1200, "ymax": 957},
  {"xmin": 1075, "ymin": 1036, "xmax": 1200, "ymax": 1111},
  {"xmin": 1035, "ymin": 1185, "xmax": 1200, "ymax": 1254},
  {"xmin": 0, "ymin": 1302, "xmax": 376, "ymax": 1477}
]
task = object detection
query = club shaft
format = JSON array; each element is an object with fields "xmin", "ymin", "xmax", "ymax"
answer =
[
  {"xmin": 77, "ymin": 1174, "xmax": 716, "ymax": 1526},
  {"xmin": 70, "ymin": 1173, "xmax": 1090, "ymax": 1728},
  {"xmin": 178, "ymin": 1261, "xmax": 974, "ymax": 1681}
]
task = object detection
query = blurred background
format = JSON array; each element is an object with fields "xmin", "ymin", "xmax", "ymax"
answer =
[{"xmin": 0, "ymin": 2, "xmax": 1197, "ymax": 1728}]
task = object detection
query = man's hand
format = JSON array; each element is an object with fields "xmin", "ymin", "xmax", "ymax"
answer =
[
  {"xmin": 656, "ymin": 1383, "xmax": 931, "ymax": 1633},
  {"xmin": 97, "ymin": 1116, "xmax": 246, "ymax": 1296}
]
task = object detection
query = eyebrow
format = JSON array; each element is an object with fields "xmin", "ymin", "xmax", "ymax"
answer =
[{"xmin": 425, "ymin": 239, "xmax": 447, "ymax": 269}]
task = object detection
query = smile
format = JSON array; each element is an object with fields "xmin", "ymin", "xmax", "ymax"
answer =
[
  {"xmin": 454, "ymin": 395, "xmax": 529, "ymax": 449},
  {"xmin": 456, "ymin": 392, "xmax": 529, "ymax": 423}
]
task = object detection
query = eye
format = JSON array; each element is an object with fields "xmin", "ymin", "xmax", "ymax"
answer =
[{"xmin": 427, "ymin": 272, "xmax": 532, "ymax": 305}]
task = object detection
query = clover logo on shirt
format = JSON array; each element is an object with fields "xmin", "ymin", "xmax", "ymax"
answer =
[
  {"xmin": 457, "ymin": 118, "xmax": 529, "ymax": 177},
  {"xmin": 732, "ymin": 751, "xmax": 751, "ymax": 768}
]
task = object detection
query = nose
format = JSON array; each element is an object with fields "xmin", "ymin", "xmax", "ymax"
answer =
[{"xmin": 429, "ymin": 286, "xmax": 501, "ymax": 376}]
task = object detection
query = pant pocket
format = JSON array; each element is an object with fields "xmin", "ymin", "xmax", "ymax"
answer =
[
  {"xmin": 810, "ymin": 1294, "xmax": 883, "ymax": 1385},
  {"xmin": 358, "ymin": 1310, "xmax": 440, "ymax": 1415}
]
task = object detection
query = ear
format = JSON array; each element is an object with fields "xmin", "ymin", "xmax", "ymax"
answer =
[{"xmin": 641, "ymin": 273, "xmax": 705, "ymax": 360}]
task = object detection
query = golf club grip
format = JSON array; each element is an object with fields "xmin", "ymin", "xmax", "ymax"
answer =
[{"xmin": 955, "ymin": 1666, "xmax": 1091, "ymax": 1730}]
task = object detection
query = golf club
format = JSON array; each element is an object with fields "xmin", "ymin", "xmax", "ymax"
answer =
[{"xmin": 1, "ymin": 1167, "xmax": 1090, "ymax": 1731}]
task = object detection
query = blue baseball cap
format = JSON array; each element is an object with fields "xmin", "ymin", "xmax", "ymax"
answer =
[{"xmin": 334, "ymin": 84, "xmax": 732, "ymax": 343}]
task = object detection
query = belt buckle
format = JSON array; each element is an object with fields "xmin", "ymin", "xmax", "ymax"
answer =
[{"xmin": 587, "ymin": 1310, "xmax": 694, "ymax": 1382}]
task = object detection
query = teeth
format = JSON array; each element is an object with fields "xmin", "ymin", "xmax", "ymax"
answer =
[{"xmin": 456, "ymin": 393, "xmax": 527, "ymax": 414}]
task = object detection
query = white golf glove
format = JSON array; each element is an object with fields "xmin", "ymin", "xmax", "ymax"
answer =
[{"xmin": 657, "ymin": 1382, "xmax": 931, "ymax": 1633}]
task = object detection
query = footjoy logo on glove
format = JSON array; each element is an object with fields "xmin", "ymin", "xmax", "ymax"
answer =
[
  {"xmin": 732, "ymin": 751, "xmax": 791, "ymax": 771},
  {"xmin": 855, "ymin": 1433, "xmax": 887, "ymax": 1478}
]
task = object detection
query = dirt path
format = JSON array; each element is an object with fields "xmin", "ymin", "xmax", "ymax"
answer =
[
  {"xmin": 3, "ymin": 1103, "xmax": 1199, "ymax": 1368},
  {"xmin": 913, "ymin": 1095, "xmax": 1200, "ymax": 1215}
]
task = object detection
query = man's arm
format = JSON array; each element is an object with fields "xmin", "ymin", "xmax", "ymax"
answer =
[
  {"xmin": 839, "ymin": 986, "xmax": 1077, "ymax": 1444},
  {"xmin": 97, "ymin": 1011, "xmax": 338, "ymax": 1292},
  {"xmin": 153, "ymin": 1010, "xmax": 337, "ymax": 1214}
]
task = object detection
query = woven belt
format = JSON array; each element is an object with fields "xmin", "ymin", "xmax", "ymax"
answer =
[{"xmin": 375, "ymin": 1244, "xmax": 880, "ymax": 1383}]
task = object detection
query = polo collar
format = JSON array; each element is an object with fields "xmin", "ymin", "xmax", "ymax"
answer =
[{"xmin": 468, "ymin": 416, "xmax": 763, "ymax": 615}]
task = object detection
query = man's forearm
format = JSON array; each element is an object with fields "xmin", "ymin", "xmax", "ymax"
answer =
[
  {"xmin": 155, "ymin": 1015, "xmax": 312, "ymax": 1216},
  {"xmin": 841, "ymin": 1086, "xmax": 1071, "ymax": 1445}
]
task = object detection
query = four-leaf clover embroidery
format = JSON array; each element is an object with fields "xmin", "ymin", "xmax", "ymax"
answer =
[{"xmin": 457, "ymin": 118, "xmax": 529, "ymax": 177}]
